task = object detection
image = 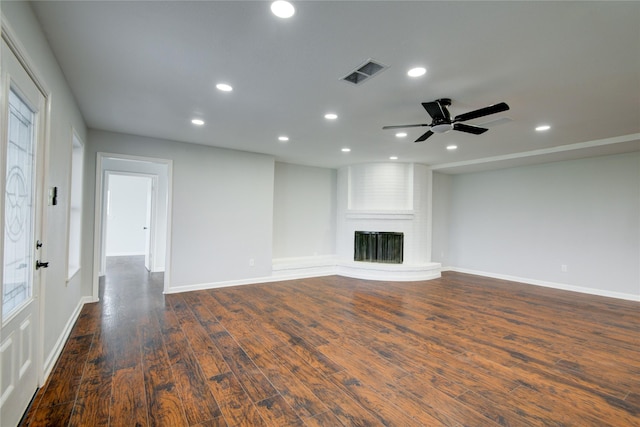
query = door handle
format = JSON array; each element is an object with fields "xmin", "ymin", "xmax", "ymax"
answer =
[
  {"xmin": 143, "ymin": 227, "xmax": 148, "ymax": 230},
  {"xmin": 36, "ymin": 260, "xmax": 49, "ymax": 270}
]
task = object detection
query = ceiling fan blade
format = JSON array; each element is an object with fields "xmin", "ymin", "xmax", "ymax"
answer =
[
  {"xmin": 415, "ymin": 130, "xmax": 434, "ymax": 142},
  {"xmin": 382, "ymin": 124, "xmax": 430, "ymax": 130},
  {"xmin": 454, "ymin": 123, "xmax": 488, "ymax": 135},
  {"xmin": 454, "ymin": 102, "xmax": 510, "ymax": 122},
  {"xmin": 422, "ymin": 101, "xmax": 450, "ymax": 121}
]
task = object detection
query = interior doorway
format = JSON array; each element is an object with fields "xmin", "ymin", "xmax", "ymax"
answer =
[
  {"xmin": 104, "ymin": 173, "xmax": 156, "ymax": 270},
  {"xmin": 93, "ymin": 153, "xmax": 172, "ymax": 300}
]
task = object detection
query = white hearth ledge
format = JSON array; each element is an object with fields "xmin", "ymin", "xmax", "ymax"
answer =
[
  {"xmin": 272, "ymin": 255, "xmax": 441, "ymax": 282},
  {"xmin": 165, "ymin": 256, "xmax": 442, "ymax": 294},
  {"xmin": 336, "ymin": 260, "xmax": 441, "ymax": 281}
]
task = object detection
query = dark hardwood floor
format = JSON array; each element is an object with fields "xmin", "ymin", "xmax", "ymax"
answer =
[{"xmin": 20, "ymin": 256, "xmax": 640, "ymax": 426}]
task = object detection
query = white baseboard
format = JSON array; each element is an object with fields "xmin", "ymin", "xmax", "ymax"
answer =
[
  {"xmin": 162, "ymin": 262, "xmax": 638, "ymax": 301},
  {"xmin": 42, "ymin": 296, "xmax": 93, "ymax": 383},
  {"xmin": 448, "ymin": 267, "xmax": 640, "ymax": 302},
  {"xmin": 272, "ymin": 255, "xmax": 338, "ymax": 279},
  {"xmin": 164, "ymin": 274, "xmax": 289, "ymax": 294},
  {"xmin": 106, "ymin": 252, "xmax": 145, "ymax": 257},
  {"xmin": 165, "ymin": 255, "xmax": 443, "ymax": 294}
]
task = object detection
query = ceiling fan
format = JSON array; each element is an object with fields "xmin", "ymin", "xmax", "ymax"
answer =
[{"xmin": 383, "ymin": 98, "xmax": 510, "ymax": 142}]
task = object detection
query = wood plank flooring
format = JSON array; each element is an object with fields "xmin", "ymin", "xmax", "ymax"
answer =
[{"xmin": 20, "ymin": 256, "xmax": 640, "ymax": 426}]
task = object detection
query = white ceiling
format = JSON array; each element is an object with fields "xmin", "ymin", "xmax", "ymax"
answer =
[{"xmin": 30, "ymin": 1, "xmax": 640, "ymax": 172}]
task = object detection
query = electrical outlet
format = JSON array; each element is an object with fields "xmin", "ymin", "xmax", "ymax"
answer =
[
  {"xmin": 249, "ymin": 258, "xmax": 255, "ymax": 267},
  {"xmin": 561, "ymin": 264, "xmax": 568, "ymax": 273}
]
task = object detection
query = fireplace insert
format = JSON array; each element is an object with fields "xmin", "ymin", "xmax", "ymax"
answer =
[{"xmin": 354, "ymin": 231, "xmax": 403, "ymax": 264}]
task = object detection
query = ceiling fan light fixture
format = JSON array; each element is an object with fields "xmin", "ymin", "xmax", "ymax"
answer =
[
  {"xmin": 431, "ymin": 123, "xmax": 454, "ymax": 133},
  {"xmin": 395, "ymin": 132, "xmax": 407, "ymax": 138},
  {"xmin": 446, "ymin": 145, "xmax": 458, "ymax": 150},
  {"xmin": 536, "ymin": 124, "xmax": 551, "ymax": 131},
  {"xmin": 191, "ymin": 119, "xmax": 205, "ymax": 126}
]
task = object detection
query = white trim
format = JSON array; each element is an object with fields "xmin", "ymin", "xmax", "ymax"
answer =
[
  {"xmin": 42, "ymin": 296, "xmax": 92, "ymax": 382},
  {"xmin": 93, "ymin": 153, "xmax": 104, "ymax": 289},
  {"xmin": 65, "ymin": 265, "xmax": 80, "ymax": 283},
  {"xmin": 345, "ymin": 211, "xmax": 414, "ymax": 220},
  {"xmin": 105, "ymin": 251, "xmax": 146, "ymax": 257},
  {"xmin": 448, "ymin": 267, "xmax": 640, "ymax": 302},
  {"xmin": 1, "ymin": 15, "xmax": 50, "ymax": 98},
  {"xmin": 165, "ymin": 256, "xmax": 442, "ymax": 294},
  {"xmin": 164, "ymin": 262, "xmax": 638, "ymax": 301},
  {"xmin": 432, "ymin": 133, "xmax": 640, "ymax": 172},
  {"xmin": 65, "ymin": 128, "xmax": 84, "ymax": 282},
  {"xmin": 272, "ymin": 255, "xmax": 339, "ymax": 280},
  {"xmin": 164, "ymin": 275, "xmax": 295, "ymax": 294},
  {"xmin": 93, "ymin": 152, "xmax": 173, "ymax": 301}
]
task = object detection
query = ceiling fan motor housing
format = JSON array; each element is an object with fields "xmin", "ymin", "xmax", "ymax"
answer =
[{"xmin": 431, "ymin": 123, "xmax": 454, "ymax": 133}]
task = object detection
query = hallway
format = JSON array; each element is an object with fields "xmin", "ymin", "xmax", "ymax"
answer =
[{"xmin": 21, "ymin": 256, "xmax": 168, "ymax": 426}]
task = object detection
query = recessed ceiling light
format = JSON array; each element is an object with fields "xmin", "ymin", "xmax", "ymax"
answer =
[
  {"xmin": 325, "ymin": 113, "xmax": 338, "ymax": 120},
  {"xmin": 536, "ymin": 125, "xmax": 551, "ymax": 131},
  {"xmin": 216, "ymin": 83, "xmax": 233, "ymax": 92},
  {"xmin": 191, "ymin": 119, "xmax": 205, "ymax": 126},
  {"xmin": 395, "ymin": 132, "xmax": 407, "ymax": 138},
  {"xmin": 407, "ymin": 67, "xmax": 427, "ymax": 77},
  {"xmin": 341, "ymin": 148, "xmax": 351, "ymax": 152},
  {"xmin": 446, "ymin": 145, "xmax": 458, "ymax": 150},
  {"xmin": 271, "ymin": 1, "xmax": 295, "ymax": 18},
  {"xmin": 389, "ymin": 156, "xmax": 398, "ymax": 160},
  {"xmin": 278, "ymin": 136, "xmax": 289, "ymax": 142}
]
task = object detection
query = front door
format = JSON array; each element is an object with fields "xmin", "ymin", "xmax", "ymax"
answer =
[{"xmin": 0, "ymin": 39, "xmax": 48, "ymax": 427}]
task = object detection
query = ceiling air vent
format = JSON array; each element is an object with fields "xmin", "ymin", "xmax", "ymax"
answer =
[{"xmin": 342, "ymin": 59, "xmax": 388, "ymax": 85}]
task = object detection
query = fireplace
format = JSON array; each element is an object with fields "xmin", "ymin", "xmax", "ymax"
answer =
[{"xmin": 354, "ymin": 231, "xmax": 403, "ymax": 264}]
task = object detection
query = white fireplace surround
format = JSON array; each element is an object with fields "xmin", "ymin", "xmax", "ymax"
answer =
[{"xmin": 273, "ymin": 162, "xmax": 441, "ymax": 282}]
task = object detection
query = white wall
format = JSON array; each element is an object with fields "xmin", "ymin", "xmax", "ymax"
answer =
[
  {"xmin": 2, "ymin": 2, "xmax": 89, "ymax": 376},
  {"xmin": 447, "ymin": 153, "xmax": 640, "ymax": 299},
  {"xmin": 272, "ymin": 162, "xmax": 336, "ymax": 259},
  {"xmin": 85, "ymin": 130, "xmax": 275, "ymax": 291},
  {"xmin": 431, "ymin": 171, "xmax": 452, "ymax": 266},
  {"xmin": 106, "ymin": 175, "xmax": 149, "ymax": 256}
]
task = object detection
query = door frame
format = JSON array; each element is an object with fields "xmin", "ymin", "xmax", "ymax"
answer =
[
  {"xmin": 101, "ymin": 171, "xmax": 157, "ymax": 272},
  {"xmin": 93, "ymin": 152, "xmax": 173, "ymax": 299},
  {"xmin": 1, "ymin": 15, "xmax": 52, "ymax": 389}
]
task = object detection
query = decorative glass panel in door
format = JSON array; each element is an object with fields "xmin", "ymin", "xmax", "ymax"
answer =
[{"xmin": 2, "ymin": 89, "xmax": 36, "ymax": 321}]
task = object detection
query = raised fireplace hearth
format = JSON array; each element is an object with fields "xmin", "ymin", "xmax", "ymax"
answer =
[{"xmin": 354, "ymin": 231, "xmax": 403, "ymax": 264}]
